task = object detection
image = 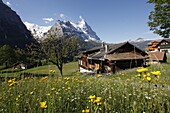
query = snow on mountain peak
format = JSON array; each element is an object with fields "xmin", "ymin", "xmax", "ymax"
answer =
[
  {"xmin": 24, "ymin": 22, "xmax": 51, "ymax": 39},
  {"xmin": 78, "ymin": 16, "xmax": 86, "ymax": 28}
]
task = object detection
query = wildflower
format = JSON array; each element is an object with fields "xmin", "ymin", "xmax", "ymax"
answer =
[
  {"xmin": 40, "ymin": 76, "xmax": 48, "ymax": 82},
  {"xmin": 137, "ymin": 68, "xmax": 148, "ymax": 73},
  {"xmin": 65, "ymin": 81, "xmax": 69, "ymax": 84},
  {"xmin": 97, "ymin": 74, "xmax": 102, "ymax": 78},
  {"xmin": 94, "ymin": 97, "xmax": 102, "ymax": 104},
  {"xmin": 89, "ymin": 95, "xmax": 96, "ymax": 102},
  {"xmin": 137, "ymin": 74, "xmax": 141, "ymax": 77},
  {"xmin": 8, "ymin": 79, "xmax": 13, "ymax": 83},
  {"xmin": 30, "ymin": 91, "xmax": 34, "ymax": 95},
  {"xmin": 89, "ymin": 95, "xmax": 96, "ymax": 99},
  {"xmin": 16, "ymin": 97, "xmax": 19, "ymax": 101},
  {"xmin": 64, "ymin": 77, "xmax": 70, "ymax": 80},
  {"xmin": 147, "ymin": 73, "xmax": 150, "ymax": 76},
  {"xmin": 68, "ymin": 87, "xmax": 71, "ymax": 90},
  {"xmin": 51, "ymin": 88, "xmax": 55, "ymax": 91},
  {"xmin": 147, "ymin": 77, "xmax": 151, "ymax": 82},
  {"xmin": 151, "ymin": 71, "xmax": 161, "ymax": 76},
  {"xmin": 94, "ymin": 97, "xmax": 101, "ymax": 103},
  {"xmin": 8, "ymin": 81, "xmax": 17, "ymax": 86},
  {"xmin": 47, "ymin": 93, "xmax": 51, "ymax": 96},
  {"xmin": 97, "ymin": 102, "xmax": 102, "ymax": 105},
  {"xmin": 40, "ymin": 101, "xmax": 47, "ymax": 109},
  {"xmin": 18, "ymin": 95, "xmax": 21, "ymax": 98},
  {"xmin": 82, "ymin": 109, "xmax": 90, "ymax": 113},
  {"xmin": 143, "ymin": 74, "xmax": 147, "ymax": 79},
  {"xmin": 50, "ymin": 69, "xmax": 55, "ymax": 73}
]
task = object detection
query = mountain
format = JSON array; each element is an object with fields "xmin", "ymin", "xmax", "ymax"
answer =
[
  {"xmin": 24, "ymin": 22, "xmax": 51, "ymax": 39},
  {"xmin": 45, "ymin": 16, "xmax": 100, "ymax": 41},
  {"xmin": 130, "ymin": 39, "xmax": 152, "ymax": 51},
  {"xmin": 0, "ymin": 0, "xmax": 35, "ymax": 48}
]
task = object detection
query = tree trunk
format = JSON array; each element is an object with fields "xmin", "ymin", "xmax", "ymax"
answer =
[{"xmin": 59, "ymin": 66, "xmax": 63, "ymax": 77}]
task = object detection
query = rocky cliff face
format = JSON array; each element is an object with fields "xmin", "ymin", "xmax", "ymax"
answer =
[
  {"xmin": 44, "ymin": 17, "xmax": 100, "ymax": 41},
  {"xmin": 0, "ymin": 0, "xmax": 35, "ymax": 48}
]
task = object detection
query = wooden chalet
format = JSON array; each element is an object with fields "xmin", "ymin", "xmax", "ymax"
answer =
[
  {"xmin": 77, "ymin": 42, "xmax": 148, "ymax": 73},
  {"xmin": 147, "ymin": 38, "xmax": 170, "ymax": 53},
  {"xmin": 147, "ymin": 40, "xmax": 160, "ymax": 51},
  {"xmin": 157, "ymin": 39, "xmax": 170, "ymax": 53}
]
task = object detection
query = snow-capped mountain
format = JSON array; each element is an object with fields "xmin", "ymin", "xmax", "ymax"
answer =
[
  {"xmin": 24, "ymin": 22, "xmax": 51, "ymax": 39},
  {"xmin": 46, "ymin": 16, "xmax": 100, "ymax": 41},
  {"xmin": 24, "ymin": 16, "xmax": 100, "ymax": 41}
]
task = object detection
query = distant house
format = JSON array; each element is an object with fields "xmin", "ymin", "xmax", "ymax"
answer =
[
  {"xmin": 77, "ymin": 42, "xmax": 148, "ymax": 73},
  {"xmin": 157, "ymin": 39, "xmax": 170, "ymax": 53},
  {"xmin": 147, "ymin": 38, "xmax": 170, "ymax": 53},
  {"xmin": 148, "ymin": 52, "xmax": 167, "ymax": 63},
  {"xmin": 147, "ymin": 40, "xmax": 160, "ymax": 51},
  {"xmin": 12, "ymin": 62, "xmax": 30, "ymax": 69}
]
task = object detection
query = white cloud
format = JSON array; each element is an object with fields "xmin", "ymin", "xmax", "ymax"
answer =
[
  {"xmin": 6, "ymin": 1, "xmax": 11, "ymax": 6},
  {"xmin": 60, "ymin": 13, "xmax": 65, "ymax": 18},
  {"xmin": 42, "ymin": 18, "xmax": 54, "ymax": 23}
]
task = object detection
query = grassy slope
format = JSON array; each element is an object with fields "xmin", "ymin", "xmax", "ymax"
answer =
[
  {"xmin": 1, "ymin": 55, "xmax": 170, "ymax": 78},
  {"xmin": 24, "ymin": 62, "xmax": 78, "ymax": 75},
  {"xmin": 0, "ymin": 62, "xmax": 78, "ymax": 77}
]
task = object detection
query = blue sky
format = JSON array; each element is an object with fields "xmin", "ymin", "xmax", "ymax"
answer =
[{"xmin": 3, "ymin": 0, "xmax": 160, "ymax": 43}]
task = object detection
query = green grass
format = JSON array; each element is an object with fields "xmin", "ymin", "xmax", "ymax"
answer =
[
  {"xmin": 0, "ymin": 67, "xmax": 170, "ymax": 113},
  {"xmin": 0, "ymin": 62, "xmax": 78, "ymax": 77},
  {"xmin": 0, "ymin": 60, "xmax": 170, "ymax": 112}
]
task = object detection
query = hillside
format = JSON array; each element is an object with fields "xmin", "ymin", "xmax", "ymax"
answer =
[{"xmin": 0, "ymin": 0, "xmax": 36, "ymax": 48}]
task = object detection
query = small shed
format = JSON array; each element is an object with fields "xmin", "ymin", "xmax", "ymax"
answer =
[{"xmin": 12, "ymin": 62, "xmax": 30, "ymax": 69}]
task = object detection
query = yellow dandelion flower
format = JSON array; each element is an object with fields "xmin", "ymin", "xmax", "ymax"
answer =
[
  {"xmin": 89, "ymin": 95, "xmax": 96, "ymax": 99},
  {"xmin": 40, "ymin": 101, "xmax": 47, "ymax": 109},
  {"xmin": 94, "ymin": 97, "xmax": 101, "ymax": 103},
  {"xmin": 97, "ymin": 102, "xmax": 102, "ymax": 106},
  {"xmin": 151, "ymin": 71, "xmax": 161, "ymax": 76},
  {"xmin": 30, "ymin": 91, "xmax": 34, "ymax": 95},
  {"xmin": 137, "ymin": 74, "xmax": 141, "ymax": 77},
  {"xmin": 147, "ymin": 77, "xmax": 151, "ymax": 82},
  {"xmin": 85, "ymin": 109, "xmax": 90, "ymax": 113},
  {"xmin": 97, "ymin": 74, "xmax": 102, "ymax": 77},
  {"xmin": 143, "ymin": 74, "xmax": 147, "ymax": 79},
  {"xmin": 16, "ymin": 97, "xmax": 19, "ymax": 101},
  {"xmin": 82, "ymin": 109, "xmax": 89, "ymax": 113},
  {"xmin": 8, "ymin": 79, "xmax": 13, "ymax": 83},
  {"xmin": 51, "ymin": 88, "xmax": 55, "ymax": 91},
  {"xmin": 47, "ymin": 93, "xmax": 51, "ymax": 96},
  {"xmin": 147, "ymin": 73, "xmax": 150, "ymax": 76},
  {"xmin": 137, "ymin": 68, "xmax": 148, "ymax": 73},
  {"xmin": 82, "ymin": 110, "xmax": 85, "ymax": 113}
]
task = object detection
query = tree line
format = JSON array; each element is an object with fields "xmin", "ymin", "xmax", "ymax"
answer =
[{"xmin": 0, "ymin": 34, "xmax": 79, "ymax": 77}]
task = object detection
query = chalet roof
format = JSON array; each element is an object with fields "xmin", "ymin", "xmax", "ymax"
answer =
[
  {"xmin": 148, "ymin": 52, "xmax": 166, "ymax": 61},
  {"xmin": 87, "ymin": 49, "xmax": 106, "ymax": 60},
  {"xmin": 147, "ymin": 38, "xmax": 170, "ymax": 45},
  {"xmin": 107, "ymin": 42, "xmax": 126, "ymax": 54},
  {"xmin": 162, "ymin": 38, "xmax": 170, "ymax": 42},
  {"xmin": 106, "ymin": 52, "xmax": 147, "ymax": 61},
  {"xmin": 85, "ymin": 42, "xmax": 147, "ymax": 61},
  {"xmin": 83, "ymin": 46, "xmax": 103, "ymax": 54}
]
